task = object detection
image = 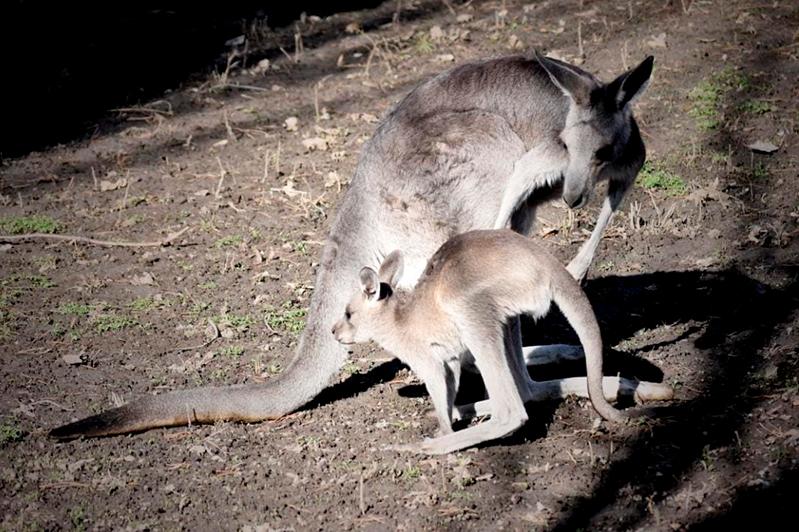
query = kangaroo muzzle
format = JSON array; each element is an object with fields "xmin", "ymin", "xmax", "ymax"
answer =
[{"xmin": 563, "ymin": 188, "xmax": 588, "ymax": 209}]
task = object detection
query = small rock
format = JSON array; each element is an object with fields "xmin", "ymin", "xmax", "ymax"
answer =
[
  {"xmin": 225, "ymin": 35, "xmax": 245, "ymax": 47},
  {"xmin": 252, "ymin": 58, "xmax": 270, "ymax": 74},
  {"xmin": 430, "ymin": 25, "xmax": 444, "ymax": 41},
  {"xmin": 646, "ymin": 33, "xmax": 668, "ymax": 49},
  {"xmin": 301, "ymin": 137, "xmax": 328, "ymax": 151},
  {"xmin": 435, "ymin": 53, "xmax": 455, "ymax": 63},
  {"xmin": 62, "ymin": 354, "xmax": 85, "ymax": 366},
  {"xmin": 284, "ymin": 116, "xmax": 299, "ymax": 132},
  {"xmin": 456, "ymin": 13, "xmax": 474, "ymax": 23},
  {"xmin": 99, "ymin": 178, "xmax": 127, "ymax": 192},
  {"xmin": 747, "ymin": 140, "xmax": 778, "ymax": 154},
  {"xmin": 205, "ymin": 320, "xmax": 220, "ymax": 340},
  {"xmin": 130, "ymin": 272, "xmax": 155, "ymax": 286}
]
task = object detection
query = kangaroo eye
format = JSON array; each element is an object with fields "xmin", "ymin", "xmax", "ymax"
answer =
[
  {"xmin": 345, "ymin": 310, "xmax": 352, "ymax": 320},
  {"xmin": 595, "ymin": 145, "xmax": 614, "ymax": 162}
]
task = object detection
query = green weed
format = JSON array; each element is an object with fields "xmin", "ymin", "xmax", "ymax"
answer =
[
  {"xmin": 214, "ymin": 235, "xmax": 243, "ymax": 248},
  {"xmin": 638, "ymin": 161, "xmax": 688, "ymax": 196},
  {"xmin": 93, "ymin": 313, "xmax": 138, "ymax": 333},
  {"xmin": 219, "ymin": 346, "xmax": 245, "ymax": 358},
  {"xmin": 688, "ymin": 68, "xmax": 749, "ymax": 130},
  {"xmin": 264, "ymin": 301, "xmax": 307, "ymax": 335},
  {"xmin": 58, "ymin": 302, "xmax": 93, "ymax": 317},
  {"xmin": 0, "ymin": 215, "xmax": 60, "ymax": 234}
]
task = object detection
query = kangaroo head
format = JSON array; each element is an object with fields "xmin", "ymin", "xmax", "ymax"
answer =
[
  {"xmin": 332, "ymin": 250, "xmax": 404, "ymax": 345},
  {"xmin": 536, "ymin": 51, "xmax": 654, "ymax": 209}
]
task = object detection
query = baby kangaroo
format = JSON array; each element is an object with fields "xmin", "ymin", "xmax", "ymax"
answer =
[{"xmin": 332, "ymin": 230, "xmax": 672, "ymax": 454}]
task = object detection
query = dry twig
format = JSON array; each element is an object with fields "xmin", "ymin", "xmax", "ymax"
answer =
[{"xmin": 0, "ymin": 227, "xmax": 191, "ymax": 247}]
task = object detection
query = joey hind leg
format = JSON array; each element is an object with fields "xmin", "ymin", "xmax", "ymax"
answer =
[{"xmin": 399, "ymin": 316, "xmax": 529, "ymax": 454}]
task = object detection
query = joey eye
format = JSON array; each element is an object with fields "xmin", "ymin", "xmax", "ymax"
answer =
[{"xmin": 595, "ymin": 145, "xmax": 614, "ymax": 163}]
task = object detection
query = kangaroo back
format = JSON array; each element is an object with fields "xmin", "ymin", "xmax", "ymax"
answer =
[{"xmin": 548, "ymin": 264, "xmax": 627, "ymax": 423}]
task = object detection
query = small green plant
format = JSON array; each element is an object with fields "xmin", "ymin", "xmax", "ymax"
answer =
[
  {"xmin": 414, "ymin": 34, "xmax": 435, "ymax": 54},
  {"xmin": 214, "ymin": 234, "xmax": 243, "ymax": 248},
  {"xmin": 342, "ymin": 361, "xmax": 361, "ymax": 375},
  {"xmin": 0, "ymin": 421, "xmax": 25, "ymax": 445},
  {"xmin": 688, "ymin": 68, "xmax": 749, "ymax": 130},
  {"xmin": 93, "ymin": 313, "xmax": 138, "ymax": 333},
  {"xmin": 739, "ymin": 99, "xmax": 774, "ymax": 115},
  {"xmin": 403, "ymin": 465, "xmax": 422, "ymax": 480},
  {"xmin": 199, "ymin": 281, "xmax": 217, "ymax": 290},
  {"xmin": 219, "ymin": 313, "xmax": 256, "ymax": 332},
  {"xmin": 264, "ymin": 301, "xmax": 307, "ymax": 335},
  {"xmin": 68, "ymin": 505, "xmax": 86, "ymax": 532},
  {"xmin": 26, "ymin": 275, "xmax": 56, "ymax": 288},
  {"xmin": 129, "ymin": 297, "xmax": 158, "ymax": 312},
  {"xmin": 751, "ymin": 162, "xmax": 769, "ymax": 180},
  {"xmin": 219, "ymin": 346, "xmax": 244, "ymax": 358},
  {"xmin": 638, "ymin": 161, "xmax": 687, "ymax": 196},
  {"xmin": 292, "ymin": 240, "xmax": 309, "ymax": 255},
  {"xmin": 58, "ymin": 302, "xmax": 93, "ymax": 317},
  {"xmin": 0, "ymin": 215, "xmax": 60, "ymax": 235}
]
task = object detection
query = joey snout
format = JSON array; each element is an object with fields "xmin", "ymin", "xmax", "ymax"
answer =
[{"xmin": 331, "ymin": 320, "xmax": 354, "ymax": 344}]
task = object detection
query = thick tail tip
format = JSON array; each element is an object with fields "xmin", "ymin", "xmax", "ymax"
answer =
[{"xmin": 49, "ymin": 407, "xmax": 133, "ymax": 440}]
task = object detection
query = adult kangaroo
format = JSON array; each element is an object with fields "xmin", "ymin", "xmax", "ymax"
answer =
[{"xmin": 51, "ymin": 51, "xmax": 655, "ymax": 439}]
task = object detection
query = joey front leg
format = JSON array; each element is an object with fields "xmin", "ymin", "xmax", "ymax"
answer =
[
  {"xmin": 567, "ymin": 176, "xmax": 633, "ymax": 282},
  {"xmin": 412, "ymin": 358, "xmax": 460, "ymax": 436}
]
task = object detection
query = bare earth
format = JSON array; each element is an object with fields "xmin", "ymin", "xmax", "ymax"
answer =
[{"xmin": 1, "ymin": 0, "xmax": 797, "ymax": 530}]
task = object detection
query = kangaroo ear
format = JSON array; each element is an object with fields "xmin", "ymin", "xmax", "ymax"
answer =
[
  {"xmin": 608, "ymin": 55, "xmax": 654, "ymax": 108},
  {"xmin": 535, "ymin": 50, "xmax": 597, "ymax": 106},
  {"xmin": 359, "ymin": 267, "xmax": 380, "ymax": 300},
  {"xmin": 378, "ymin": 250, "xmax": 404, "ymax": 289}
]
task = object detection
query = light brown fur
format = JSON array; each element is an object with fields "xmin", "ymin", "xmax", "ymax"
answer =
[{"xmin": 333, "ymin": 230, "xmax": 672, "ymax": 454}]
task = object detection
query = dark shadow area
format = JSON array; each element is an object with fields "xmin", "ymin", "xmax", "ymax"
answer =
[
  {"xmin": 689, "ymin": 467, "xmax": 798, "ymax": 530},
  {"xmin": 548, "ymin": 5, "xmax": 799, "ymax": 525},
  {"xmin": 547, "ymin": 268, "xmax": 797, "ymax": 530},
  {"xmin": 0, "ymin": 1, "xmax": 395, "ymax": 158},
  {"xmin": 303, "ymin": 358, "xmax": 405, "ymax": 411}
]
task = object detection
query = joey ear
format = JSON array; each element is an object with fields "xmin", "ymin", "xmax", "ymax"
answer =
[
  {"xmin": 359, "ymin": 267, "xmax": 380, "ymax": 300},
  {"xmin": 535, "ymin": 50, "xmax": 597, "ymax": 106},
  {"xmin": 378, "ymin": 250, "xmax": 404, "ymax": 288},
  {"xmin": 608, "ymin": 55, "xmax": 654, "ymax": 108}
]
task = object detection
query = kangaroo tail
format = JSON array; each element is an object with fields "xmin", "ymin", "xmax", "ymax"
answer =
[
  {"xmin": 50, "ymin": 246, "xmax": 353, "ymax": 439},
  {"xmin": 550, "ymin": 267, "xmax": 627, "ymax": 423},
  {"xmin": 50, "ymin": 326, "xmax": 349, "ymax": 439}
]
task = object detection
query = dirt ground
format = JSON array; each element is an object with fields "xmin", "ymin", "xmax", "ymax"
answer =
[{"xmin": 1, "ymin": 0, "xmax": 797, "ymax": 530}]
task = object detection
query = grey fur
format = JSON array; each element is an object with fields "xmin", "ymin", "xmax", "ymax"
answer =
[{"xmin": 50, "ymin": 53, "xmax": 654, "ymax": 439}]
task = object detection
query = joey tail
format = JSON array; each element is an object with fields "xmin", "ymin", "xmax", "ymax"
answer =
[{"xmin": 549, "ymin": 267, "xmax": 628, "ymax": 423}]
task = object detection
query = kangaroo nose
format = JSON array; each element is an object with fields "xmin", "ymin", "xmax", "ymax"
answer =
[{"xmin": 563, "ymin": 191, "xmax": 585, "ymax": 209}]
